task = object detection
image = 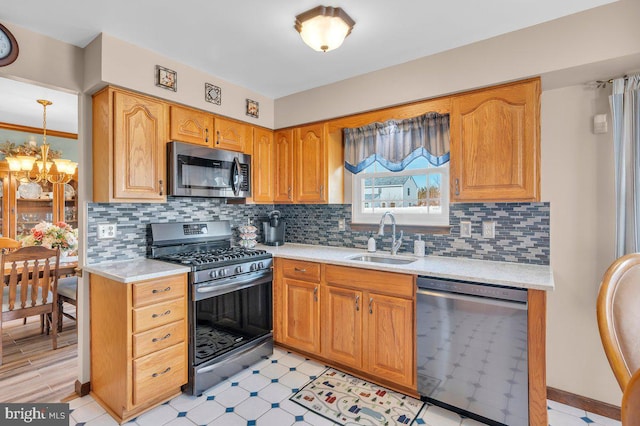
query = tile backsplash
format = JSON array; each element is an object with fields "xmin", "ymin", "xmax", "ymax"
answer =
[{"xmin": 87, "ymin": 199, "xmax": 549, "ymax": 265}]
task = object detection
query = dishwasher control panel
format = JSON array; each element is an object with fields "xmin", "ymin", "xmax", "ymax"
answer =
[{"xmin": 417, "ymin": 276, "xmax": 528, "ymax": 303}]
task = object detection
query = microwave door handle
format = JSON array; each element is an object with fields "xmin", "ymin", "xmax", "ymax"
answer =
[{"xmin": 231, "ymin": 157, "xmax": 241, "ymax": 196}]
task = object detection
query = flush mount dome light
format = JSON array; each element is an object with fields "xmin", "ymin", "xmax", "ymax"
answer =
[{"xmin": 295, "ymin": 5, "xmax": 355, "ymax": 52}]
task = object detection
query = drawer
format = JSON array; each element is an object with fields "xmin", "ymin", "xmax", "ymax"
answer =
[
  {"xmin": 132, "ymin": 274, "xmax": 186, "ymax": 307},
  {"xmin": 132, "ymin": 298, "xmax": 185, "ymax": 333},
  {"xmin": 133, "ymin": 319, "xmax": 186, "ymax": 359},
  {"xmin": 325, "ymin": 265, "xmax": 414, "ymax": 298},
  {"xmin": 280, "ymin": 259, "xmax": 321, "ymax": 282},
  {"xmin": 133, "ymin": 343, "xmax": 186, "ymax": 406}
]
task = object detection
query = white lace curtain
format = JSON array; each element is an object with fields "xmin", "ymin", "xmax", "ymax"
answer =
[
  {"xmin": 343, "ymin": 112, "xmax": 450, "ymax": 174},
  {"xmin": 611, "ymin": 74, "xmax": 640, "ymax": 256}
]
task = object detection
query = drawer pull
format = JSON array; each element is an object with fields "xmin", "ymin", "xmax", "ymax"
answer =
[
  {"xmin": 152, "ymin": 310, "xmax": 171, "ymax": 318},
  {"xmin": 152, "ymin": 287, "xmax": 171, "ymax": 294},
  {"xmin": 294, "ymin": 267, "xmax": 307, "ymax": 273},
  {"xmin": 152, "ymin": 367, "xmax": 171, "ymax": 378},
  {"xmin": 152, "ymin": 333, "xmax": 172, "ymax": 343}
]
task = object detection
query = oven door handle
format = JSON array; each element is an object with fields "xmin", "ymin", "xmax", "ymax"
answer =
[{"xmin": 194, "ymin": 272, "xmax": 272, "ymax": 300}]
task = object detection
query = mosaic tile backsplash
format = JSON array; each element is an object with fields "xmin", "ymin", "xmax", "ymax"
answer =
[{"xmin": 87, "ymin": 199, "xmax": 549, "ymax": 265}]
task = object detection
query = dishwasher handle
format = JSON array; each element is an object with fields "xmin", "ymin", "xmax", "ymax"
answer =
[{"xmin": 417, "ymin": 288, "xmax": 528, "ymax": 311}]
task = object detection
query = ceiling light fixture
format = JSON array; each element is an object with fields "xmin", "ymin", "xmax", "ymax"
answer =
[
  {"xmin": 6, "ymin": 99, "xmax": 77, "ymax": 184},
  {"xmin": 295, "ymin": 5, "xmax": 355, "ymax": 53}
]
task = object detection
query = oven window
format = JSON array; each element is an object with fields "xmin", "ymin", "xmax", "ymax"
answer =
[
  {"xmin": 193, "ymin": 281, "xmax": 272, "ymax": 365},
  {"xmin": 178, "ymin": 155, "xmax": 231, "ymax": 189}
]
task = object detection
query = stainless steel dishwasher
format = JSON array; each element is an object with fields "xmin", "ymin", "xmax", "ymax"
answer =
[{"xmin": 416, "ymin": 276, "xmax": 528, "ymax": 426}]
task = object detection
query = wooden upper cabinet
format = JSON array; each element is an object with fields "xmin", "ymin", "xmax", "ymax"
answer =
[
  {"xmin": 214, "ymin": 117, "xmax": 251, "ymax": 153},
  {"xmin": 93, "ymin": 87, "xmax": 168, "ymax": 203},
  {"xmin": 295, "ymin": 123, "xmax": 327, "ymax": 203},
  {"xmin": 274, "ymin": 129, "xmax": 294, "ymax": 203},
  {"xmin": 252, "ymin": 127, "xmax": 275, "ymax": 203},
  {"xmin": 450, "ymin": 78, "xmax": 540, "ymax": 202},
  {"xmin": 169, "ymin": 105, "xmax": 213, "ymax": 147}
]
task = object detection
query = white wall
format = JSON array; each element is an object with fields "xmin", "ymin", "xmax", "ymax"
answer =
[{"xmin": 541, "ymin": 85, "xmax": 618, "ymax": 404}]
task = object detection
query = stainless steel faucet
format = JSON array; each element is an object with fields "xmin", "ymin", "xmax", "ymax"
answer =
[{"xmin": 378, "ymin": 211, "xmax": 403, "ymax": 255}]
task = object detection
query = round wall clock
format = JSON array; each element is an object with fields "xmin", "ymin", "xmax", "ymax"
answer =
[{"xmin": 0, "ymin": 23, "xmax": 19, "ymax": 67}]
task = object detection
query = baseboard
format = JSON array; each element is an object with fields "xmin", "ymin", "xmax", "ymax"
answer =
[
  {"xmin": 547, "ymin": 387, "xmax": 621, "ymax": 421},
  {"xmin": 75, "ymin": 380, "xmax": 90, "ymax": 397}
]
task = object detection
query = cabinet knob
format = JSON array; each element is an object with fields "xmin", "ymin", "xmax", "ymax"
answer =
[
  {"xmin": 216, "ymin": 130, "xmax": 220, "ymax": 145},
  {"xmin": 205, "ymin": 128, "xmax": 209, "ymax": 143},
  {"xmin": 159, "ymin": 179, "xmax": 164, "ymax": 196}
]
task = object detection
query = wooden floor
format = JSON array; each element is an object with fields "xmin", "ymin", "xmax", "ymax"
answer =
[{"xmin": 0, "ymin": 305, "xmax": 78, "ymax": 403}]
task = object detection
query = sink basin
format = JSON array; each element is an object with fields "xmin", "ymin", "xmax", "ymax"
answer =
[{"xmin": 348, "ymin": 254, "xmax": 417, "ymax": 265}]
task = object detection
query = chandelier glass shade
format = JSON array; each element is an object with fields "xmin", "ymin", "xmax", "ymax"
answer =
[
  {"xmin": 295, "ymin": 6, "xmax": 355, "ymax": 52},
  {"xmin": 6, "ymin": 99, "xmax": 77, "ymax": 184}
]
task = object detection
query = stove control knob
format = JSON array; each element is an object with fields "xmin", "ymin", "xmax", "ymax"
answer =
[
  {"xmin": 258, "ymin": 262, "xmax": 265, "ymax": 269},
  {"xmin": 235, "ymin": 266, "xmax": 243, "ymax": 274},
  {"xmin": 250, "ymin": 263, "xmax": 258, "ymax": 272},
  {"xmin": 219, "ymin": 268, "xmax": 226, "ymax": 277},
  {"xmin": 209, "ymin": 270, "xmax": 217, "ymax": 278}
]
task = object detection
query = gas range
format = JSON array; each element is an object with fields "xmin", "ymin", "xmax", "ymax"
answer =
[{"xmin": 148, "ymin": 221, "xmax": 272, "ymax": 283}]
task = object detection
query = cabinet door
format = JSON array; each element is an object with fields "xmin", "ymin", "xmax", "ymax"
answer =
[
  {"xmin": 450, "ymin": 79, "xmax": 539, "ymax": 202},
  {"xmin": 322, "ymin": 285, "xmax": 363, "ymax": 368},
  {"xmin": 281, "ymin": 277, "xmax": 320, "ymax": 353},
  {"xmin": 295, "ymin": 124, "xmax": 326, "ymax": 203},
  {"xmin": 365, "ymin": 293, "xmax": 414, "ymax": 388},
  {"xmin": 252, "ymin": 128, "xmax": 275, "ymax": 203},
  {"xmin": 170, "ymin": 105, "xmax": 213, "ymax": 147},
  {"xmin": 214, "ymin": 117, "xmax": 250, "ymax": 153},
  {"xmin": 113, "ymin": 91, "xmax": 168, "ymax": 201},
  {"xmin": 274, "ymin": 130, "xmax": 294, "ymax": 203}
]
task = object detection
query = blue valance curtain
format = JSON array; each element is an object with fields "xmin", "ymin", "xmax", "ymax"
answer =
[
  {"xmin": 611, "ymin": 74, "xmax": 640, "ymax": 256},
  {"xmin": 343, "ymin": 112, "xmax": 450, "ymax": 174}
]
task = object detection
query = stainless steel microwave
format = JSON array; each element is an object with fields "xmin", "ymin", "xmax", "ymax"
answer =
[{"xmin": 168, "ymin": 141, "xmax": 251, "ymax": 198}]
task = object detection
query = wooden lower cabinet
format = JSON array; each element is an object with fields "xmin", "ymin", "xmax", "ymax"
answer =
[
  {"xmin": 90, "ymin": 273, "xmax": 188, "ymax": 423},
  {"xmin": 275, "ymin": 259, "xmax": 416, "ymax": 392}
]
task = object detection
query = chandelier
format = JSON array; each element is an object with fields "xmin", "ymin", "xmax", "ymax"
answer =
[
  {"xmin": 295, "ymin": 6, "xmax": 355, "ymax": 52},
  {"xmin": 6, "ymin": 99, "xmax": 77, "ymax": 184}
]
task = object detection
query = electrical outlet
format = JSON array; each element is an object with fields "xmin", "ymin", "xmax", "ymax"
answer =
[
  {"xmin": 97, "ymin": 223, "xmax": 117, "ymax": 240},
  {"xmin": 460, "ymin": 221, "xmax": 472, "ymax": 237},
  {"xmin": 482, "ymin": 221, "xmax": 495, "ymax": 238},
  {"xmin": 338, "ymin": 218, "xmax": 346, "ymax": 231}
]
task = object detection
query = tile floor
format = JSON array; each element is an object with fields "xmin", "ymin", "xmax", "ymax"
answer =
[{"xmin": 69, "ymin": 347, "xmax": 621, "ymax": 426}]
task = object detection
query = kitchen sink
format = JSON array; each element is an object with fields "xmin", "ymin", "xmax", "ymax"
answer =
[{"xmin": 348, "ymin": 254, "xmax": 417, "ymax": 265}]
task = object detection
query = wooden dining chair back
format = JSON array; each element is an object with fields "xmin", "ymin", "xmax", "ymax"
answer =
[
  {"xmin": 0, "ymin": 237, "xmax": 21, "ymax": 254},
  {"xmin": 623, "ymin": 368, "xmax": 640, "ymax": 425},
  {"xmin": 0, "ymin": 245, "xmax": 60, "ymax": 365},
  {"xmin": 597, "ymin": 253, "xmax": 640, "ymax": 391}
]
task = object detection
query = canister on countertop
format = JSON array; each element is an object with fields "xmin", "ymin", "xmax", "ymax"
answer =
[{"xmin": 414, "ymin": 234, "xmax": 425, "ymax": 256}]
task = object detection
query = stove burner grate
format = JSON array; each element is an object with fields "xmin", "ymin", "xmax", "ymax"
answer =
[{"xmin": 162, "ymin": 248, "xmax": 268, "ymax": 266}]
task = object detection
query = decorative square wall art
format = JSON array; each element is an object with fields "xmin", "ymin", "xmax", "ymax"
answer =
[
  {"xmin": 246, "ymin": 99, "xmax": 259, "ymax": 118},
  {"xmin": 155, "ymin": 65, "xmax": 177, "ymax": 91},
  {"xmin": 205, "ymin": 83, "xmax": 222, "ymax": 105}
]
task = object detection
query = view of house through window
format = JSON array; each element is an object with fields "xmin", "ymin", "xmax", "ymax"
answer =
[{"xmin": 352, "ymin": 156, "xmax": 449, "ymax": 226}]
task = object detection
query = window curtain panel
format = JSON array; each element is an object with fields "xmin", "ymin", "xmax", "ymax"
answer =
[
  {"xmin": 611, "ymin": 74, "xmax": 640, "ymax": 257},
  {"xmin": 343, "ymin": 112, "xmax": 450, "ymax": 174}
]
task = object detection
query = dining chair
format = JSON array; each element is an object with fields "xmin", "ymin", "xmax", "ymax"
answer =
[
  {"xmin": 0, "ymin": 245, "xmax": 60, "ymax": 365},
  {"xmin": 597, "ymin": 253, "xmax": 640, "ymax": 391},
  {"xmin": 623, "ymin": 368, "xmax": 640, "ymax": 425},
  {"xmin": 56, "ymin": 275, "xmax": 77, "ymax": 331},
  {"xmin": 0, "ymin": 237, "xmax": 21, "ymax": 254}
]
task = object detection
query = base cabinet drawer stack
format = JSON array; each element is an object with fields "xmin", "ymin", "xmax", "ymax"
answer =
[{"xmin": 90, "ymin": 273, "xmax": 188, "ymax": 423}]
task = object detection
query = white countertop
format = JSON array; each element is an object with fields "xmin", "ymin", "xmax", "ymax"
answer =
[
  {"xmin": 261, "ymin": 243, "xmax": 554, "ymax": 291},
  {"xmin": 84, "ymin": 258, "xmax": 190, "ymax": 283}
]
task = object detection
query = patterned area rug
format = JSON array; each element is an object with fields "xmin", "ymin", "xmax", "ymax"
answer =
[{"xmin": 290, "ymin": 368, "xmax": 425, "ymax": 426}]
